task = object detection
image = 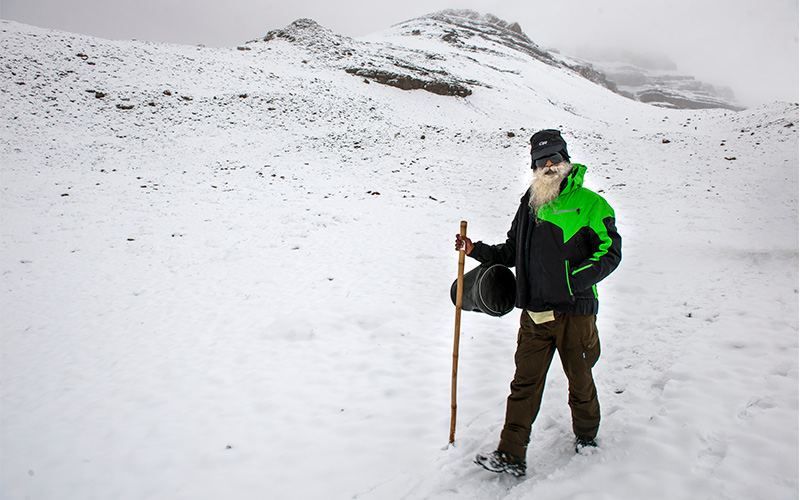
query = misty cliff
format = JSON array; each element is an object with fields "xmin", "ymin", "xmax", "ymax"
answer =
[{"xmin": 556, "ymin": 46, "xmax": 742, "ymax": 111}]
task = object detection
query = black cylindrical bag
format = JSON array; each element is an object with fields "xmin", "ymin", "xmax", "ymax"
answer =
[{"xmin": 450, "ymin": 263, "xmax": 516, "ymax": 317}]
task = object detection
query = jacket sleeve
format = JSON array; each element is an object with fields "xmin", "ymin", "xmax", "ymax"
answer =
[
  {"xmin": 569, "ymin": 199, "xmax": 622, "ymax": 292},
  {"xmin": 467, "ymin": 197, "xmax": 525, "ymax": 268}
]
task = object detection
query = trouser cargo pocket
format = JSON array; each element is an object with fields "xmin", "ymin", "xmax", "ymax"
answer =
[{"xmin": 581, "ymin": 321, "xmax": 600, "ymax": 368}]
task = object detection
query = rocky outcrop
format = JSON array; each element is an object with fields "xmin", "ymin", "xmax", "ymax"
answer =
[
  {"xmin": 255, "ymin": 18, "xmax": 357, "ymax": 60},
  {"xmin": 344, "ymin": 68, "xmax": 471, "ymax": 96}
]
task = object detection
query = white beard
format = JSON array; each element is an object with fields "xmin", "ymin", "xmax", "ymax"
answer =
[{"xmin": 529, "ymin": 162, "xmax": 573, "ymax": 216}]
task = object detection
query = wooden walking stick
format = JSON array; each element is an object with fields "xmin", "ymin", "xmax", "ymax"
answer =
[{"xmin": 450, "ymin": 220, "xmax": 467, "ymax": 445}]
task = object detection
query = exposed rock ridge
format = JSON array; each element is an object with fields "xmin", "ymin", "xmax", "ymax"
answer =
[
  {"xmin": 405, "ymin": 10, "xmax": 739, "ymax": 110},
  {"xmin": 424, "ymin": 10, "xmax": 555, "ymax": 65},
  {"xmin": 401, "ymin": 10, "xmax": 619, "ymax": 95}
]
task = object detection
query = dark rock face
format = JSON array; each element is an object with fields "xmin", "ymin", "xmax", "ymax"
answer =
[{"xmin": 345, "ymin": 68, "xmax": 471, "ymax": 97}]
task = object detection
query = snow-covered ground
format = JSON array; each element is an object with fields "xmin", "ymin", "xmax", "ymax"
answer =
[{"xmin": 1, "ymin": 17, "xmax": 798, "ymax": 500}]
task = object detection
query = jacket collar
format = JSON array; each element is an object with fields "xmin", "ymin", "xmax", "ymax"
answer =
[{"xmin": 560, "ymin": 163, "xmax": 586, "ymax": 194}]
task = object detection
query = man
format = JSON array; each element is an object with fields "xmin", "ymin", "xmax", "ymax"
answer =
[{"xmin": 455, "ymin": 129, "xmax": 621, "ymax": 477}]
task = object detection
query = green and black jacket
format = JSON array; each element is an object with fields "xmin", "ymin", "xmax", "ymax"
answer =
[{"xmin": 470, "ymin": 164, "xmax": 621, "ymax": 315}]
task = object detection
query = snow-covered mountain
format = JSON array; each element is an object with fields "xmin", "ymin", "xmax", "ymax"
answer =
[
  {"xmin": 249, "ymin": 10, "xmax": 741, "ymax": 110},
  {"xmin": 1, "ymin": 11, "xmax": 797, "ymax": 500}
]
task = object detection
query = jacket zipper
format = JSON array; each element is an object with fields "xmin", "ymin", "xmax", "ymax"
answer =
[
  {"xmin": 564, "ymin": 261, "xmax": 574, "ymax": 297},
  {"xmin": 551, "ymin": 207, "xmax": 580, "ymax": 215}
]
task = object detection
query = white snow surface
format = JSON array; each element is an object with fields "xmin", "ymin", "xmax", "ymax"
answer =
[{"xmin": 1, "ymin": 18, "xmax": 798, "ymax": 500}]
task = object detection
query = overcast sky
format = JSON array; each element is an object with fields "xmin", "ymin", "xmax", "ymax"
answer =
[{"xmin": 2, "ymin": 0, "xmax": 798, "ymax": 107}]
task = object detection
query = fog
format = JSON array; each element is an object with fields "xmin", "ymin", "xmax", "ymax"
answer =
[{"xmin": 2, "ymin": 0, "xmax": 798, "ymax": 107}]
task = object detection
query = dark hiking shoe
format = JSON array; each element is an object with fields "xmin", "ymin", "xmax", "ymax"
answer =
[
  {"xmin": 474, "ymin": 450, "xmax": 526, "ymax": 477},
  {"xmin": 575, "ymin": 435, "xmax": 598, "ymax": 454}
]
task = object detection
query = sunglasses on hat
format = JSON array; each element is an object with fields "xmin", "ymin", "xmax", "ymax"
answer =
[{"xmin": 533, "ymin": 152, "xmax": 566, "ymax": 169}]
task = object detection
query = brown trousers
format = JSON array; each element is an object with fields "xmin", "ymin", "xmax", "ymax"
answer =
[{"xmin": 498, "ymin": 311, "xmax": 601, "ymax": 458}]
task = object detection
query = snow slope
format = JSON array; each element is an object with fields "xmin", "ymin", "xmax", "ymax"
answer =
[{"xmin": 1, "ymin": 15, "xmax": 798, "ymax": 500}]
